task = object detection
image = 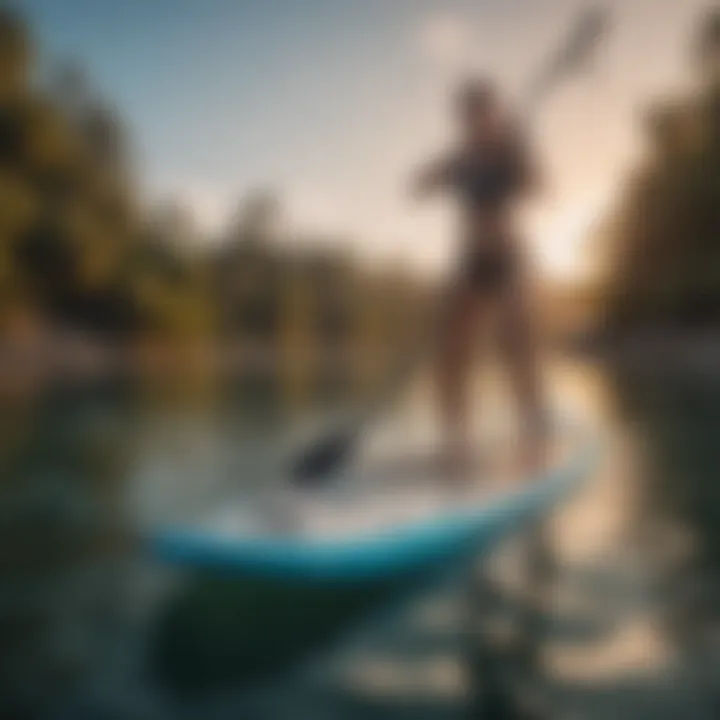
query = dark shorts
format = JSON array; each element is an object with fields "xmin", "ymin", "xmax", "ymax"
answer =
[{"xmin": 456, "ymin": 245, "xmax": 518, "ymax": 296}]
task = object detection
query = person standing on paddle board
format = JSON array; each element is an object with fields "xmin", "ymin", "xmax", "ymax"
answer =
[{"xmin": 412, "ymin": 77, "xmax": 547, "ymax": 475}]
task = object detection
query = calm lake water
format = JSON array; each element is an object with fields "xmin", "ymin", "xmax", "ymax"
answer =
[{"xmin": 1, "ymin": 356, "xmax": 719, "ymax": 719}]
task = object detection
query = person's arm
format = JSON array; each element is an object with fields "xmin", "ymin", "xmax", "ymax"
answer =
[{"xmin": 410, "ymin": 154, "xmax": 456, "ymax": 199}]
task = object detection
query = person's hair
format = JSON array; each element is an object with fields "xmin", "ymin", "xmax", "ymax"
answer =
[{"xmin": 455, "ymin": 77, "xmax": 498, "ymax": 118}]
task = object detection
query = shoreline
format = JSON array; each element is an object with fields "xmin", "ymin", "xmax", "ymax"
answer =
[
  {"xmin": 563, "ymin": 329, "xmax": 720, "ymax": 377},
  {"xmin": 0, "ymin": 335, "xmax": 390, "ymax": 382},
  {"xmin": 2, "ymin": 329, "xmax": 720, "ymax": 379}
]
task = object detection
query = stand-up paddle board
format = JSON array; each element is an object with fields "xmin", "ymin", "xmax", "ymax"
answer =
[{"xmin": 147, "ymin": 418, "xmax": 598, "ymax": 585}]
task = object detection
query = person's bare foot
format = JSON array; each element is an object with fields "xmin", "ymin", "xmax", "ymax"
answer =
[
  {"xmin": 519, "ymin": 419, "xmax": 551, "ymax": 478},
  {"xmin": 437, "ymin": 440, "xmax": 475, "ymax": 482}
]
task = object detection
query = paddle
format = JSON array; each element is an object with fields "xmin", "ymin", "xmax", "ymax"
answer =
[{"xmin": 291, "ymin": 4, "xmax": 611, "ymax": 485}]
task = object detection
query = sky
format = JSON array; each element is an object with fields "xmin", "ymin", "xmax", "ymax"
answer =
[{"xmin": 19, "ymin": 0, "xmax": 714, "ymax": 281}]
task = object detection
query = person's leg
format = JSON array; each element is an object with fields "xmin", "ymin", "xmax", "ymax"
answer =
[
  {"xmin": 497, "ymin": 271, "xmax": 548, "ymax": 474},
  {"xmin": 435, "ymin": 284, "xmax": 487, "ymax": 473}
]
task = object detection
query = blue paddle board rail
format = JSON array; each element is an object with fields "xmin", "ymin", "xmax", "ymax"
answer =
[{"xmin": 147, "ymin": 431, "xmax": 599, "ymax": 583}]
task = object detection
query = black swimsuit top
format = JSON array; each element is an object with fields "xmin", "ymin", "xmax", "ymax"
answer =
[{"xmin": 449, "ymin": 142, "xmax": 526, "ymax": 211}]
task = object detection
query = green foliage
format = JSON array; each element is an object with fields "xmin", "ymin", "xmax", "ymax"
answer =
[
  {"xmin": 603, "ymin": 9, "xmax": 720, "ymax": 332},
  {"xmin": 0, "ymin": 6, "xmax": 31, "ymax": 99},
  {"xmin": 0, "ymin": 8, "xmax": 140, "ymax": 336},
  {"xmin": 0, "ymin": 8, "xmax": 427, "ymax": 354},
  {"xmin": 694, "ymin": 7, "xmax": 720, "ymax": 79}
]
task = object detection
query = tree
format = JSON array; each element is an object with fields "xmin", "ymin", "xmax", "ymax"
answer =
[
  {"xmin": 602, "ymin": 8, "xmax": 720, "ymax": 332},
  {"xmin": 694, "ymin": 7, "xmax": 720, "ymax": 82}
]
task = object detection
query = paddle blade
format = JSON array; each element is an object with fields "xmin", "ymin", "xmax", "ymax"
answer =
[
  {"xmin": 290, "ymin": 426, "xmax": 357, "ymax": 484},
  {"xmin": 560, "ymin": 4, "xmax": 612, "ymax": 73},
  {"xmin": 527, "ymin": 3, "xmax": 612, "ymax": 108}
]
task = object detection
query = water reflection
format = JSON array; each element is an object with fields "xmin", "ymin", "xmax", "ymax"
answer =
[
  {"xmin": 607, "ymin": 368, "xmax": 720, "ymax": 696},
  {"xmin": 0, "ymin": 375, "xmax": 132, "ymax": 719},
  {"xmin": 0, "ymin": 358, "xmax": 718, "ymax": 718}
]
